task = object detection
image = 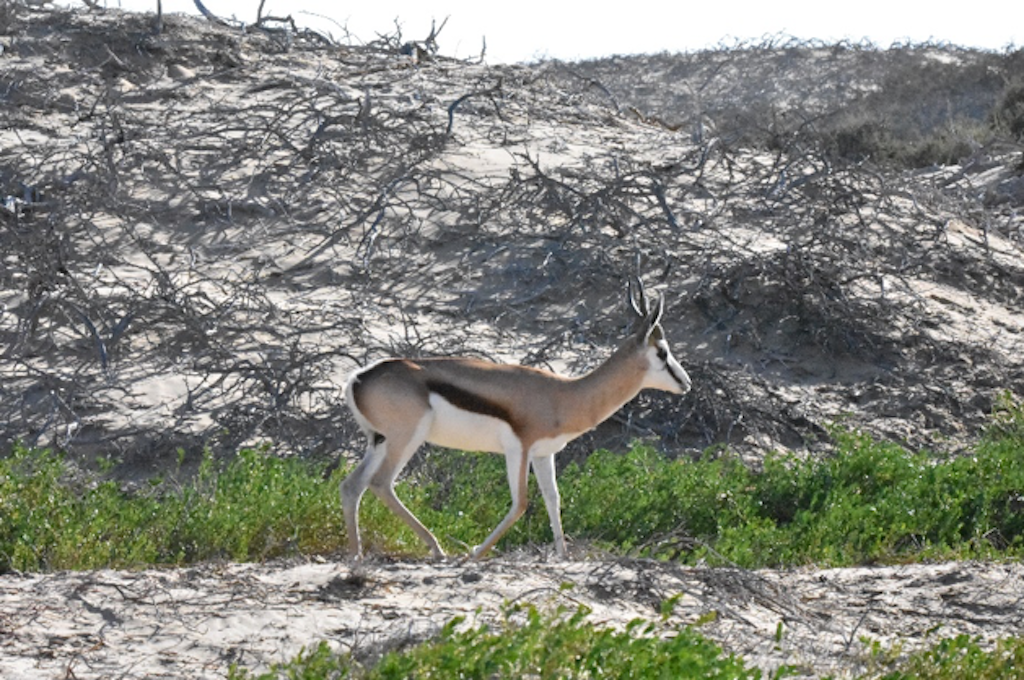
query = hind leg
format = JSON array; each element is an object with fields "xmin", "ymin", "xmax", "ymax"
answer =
[
  {"xmin": 367, "ymin": 413, "xmax": 446, "ymax": 558},
  {"xmin": 341, "ymin": 434, "xmax": 388, "ymax": 558}
]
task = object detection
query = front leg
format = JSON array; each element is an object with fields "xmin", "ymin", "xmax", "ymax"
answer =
[
  {"xmin": 531, "ymin": 453, "xmax": 567, "ymax": 559},
  {"xmin": 471, "ymin": 442, "xmax": 530, "ymax": 559}
]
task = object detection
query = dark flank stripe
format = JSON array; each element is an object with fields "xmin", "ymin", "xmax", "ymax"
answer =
[{"xmin": 426, "ymin": 379, "xmax": 514, "ymax": 425}]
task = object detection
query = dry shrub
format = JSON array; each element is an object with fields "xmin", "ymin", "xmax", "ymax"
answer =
[{"xmin": 1, "ymin": 11, "xmax": 1022, "ymax": 474}]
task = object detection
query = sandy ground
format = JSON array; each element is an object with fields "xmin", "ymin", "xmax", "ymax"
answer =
[{"xmin": 2, "ymin": 556, "xmax": 1023, "ymax": 678}]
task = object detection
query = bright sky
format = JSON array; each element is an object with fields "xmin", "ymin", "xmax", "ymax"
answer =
[{"xmin": 109, "ymin": 0, "xmax": 1020, "ymax": 63}]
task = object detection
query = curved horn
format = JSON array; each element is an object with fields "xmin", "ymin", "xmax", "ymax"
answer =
[
  {"xmin": 627, "ymin": 276, "xmax": 649, "ymax": 318},
  {"xmin": 641, "ymin": 295, "xmax": 665, "ymax": 342}
]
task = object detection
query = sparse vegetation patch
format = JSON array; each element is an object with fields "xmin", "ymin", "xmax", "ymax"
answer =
[
  {"xmin": 4, "ymin": 395, "xmax": 1023, "ymax": 572},
  {"xmin": 228, "ymin": 604, "xmax": 770, "ymax": 680}
]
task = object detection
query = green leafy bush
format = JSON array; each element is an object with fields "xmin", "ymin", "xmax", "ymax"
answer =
[
  {"xmin": 229, "ymin": 605, "xmax": 768, "ymax": 680},
  {"xmin": 3, "ymin": 394, "xmax": 1024, "ymax": 571},
  {"xmin": 0, "ymin": 447, "xmax": 165, "ymax": 570},
  {"xmin": 862, "ymin": 634, "xmax": 1024, "ymax": 680},
  {"xmin": 0, "ymin": 446, "xmax": 349, "ymax": 571},
  {"xmin": 228, "ymin": 608, "xmax": 1024, "ymax": 680},
  {"xmin": 414, "ymin": 394, "xmax": 1024, "ymax": 566},
  {"xmin": 568, "ymin": 423, "xmax": 1024, "ymax": 566}
]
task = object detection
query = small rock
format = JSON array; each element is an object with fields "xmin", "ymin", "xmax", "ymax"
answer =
[
  {"xmin": 113, "ymin": 78, "xmax": 136, "ymax": 94},
  {"xmin": 167, "ymin": 63, "xmax": 195, "ymax": 80}
]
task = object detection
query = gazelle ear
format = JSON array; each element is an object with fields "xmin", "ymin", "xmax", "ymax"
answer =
[{"xmin": 627, "ymin": 276, "xmax": 649, "ymax": 319}]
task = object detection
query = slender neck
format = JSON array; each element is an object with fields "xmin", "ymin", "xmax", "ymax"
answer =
[{"xmin": 564, "ymin": 341, "xmax": 646, "ymax": 432}]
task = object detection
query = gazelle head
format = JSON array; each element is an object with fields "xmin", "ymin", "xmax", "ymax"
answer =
[{"xmin": 628, "ymin": 277, "xmax": 692, "ymax": 395}]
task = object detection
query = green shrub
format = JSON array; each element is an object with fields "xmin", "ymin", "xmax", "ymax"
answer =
[
  {"xmin": 405, "ymin": 401, "xmax": 1024, "ymax": 566},
  {"xmin": 229, "ymin": 605, "xmax": 769, "ymax": 680},
  {"xmin": 560, "ymin": 446, "xmax": 762, "ymax": 556},
  {"xmin": 3, "ymin": 394, "xmax": 1024, "ymax": 571},
  {"xmin": 229, "ymin": 641, "xmax": 354, "ymax": 680},
  {"xmin": 0, "ymin": 445, "xmax": 349, "ymax": 571},
  {"xmin": 229, "ymin": 606, "xmax": 1024, "ymax": 680},
  {"xmin": 0, "ymin": 447, "xmax": 162, "ymax": 570},
  {"xmin": 865, "ymin": 634, "xmax": 1024, "ymax": 680},
  {"xmin": 228, "ymin": 626, "xmax": 1024, "ymax": 680}
]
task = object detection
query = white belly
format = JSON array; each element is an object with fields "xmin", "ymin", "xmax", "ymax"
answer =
[
  {"xmin": 426, "ymin": 393, "xmax": 516, "ymax": 454},
  {"xmin": 529, "ymin": 432, "xmax": 576, "ymax": 458}
]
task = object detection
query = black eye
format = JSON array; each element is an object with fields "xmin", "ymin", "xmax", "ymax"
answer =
[{"xmin": 656, "ymin": 346, "xmax": 668, "ymax": 362}]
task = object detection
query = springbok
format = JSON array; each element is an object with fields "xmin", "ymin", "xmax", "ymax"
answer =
[{"xmin": 341, "ymin": 277, "xmax": 691, "ymax": 560}]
